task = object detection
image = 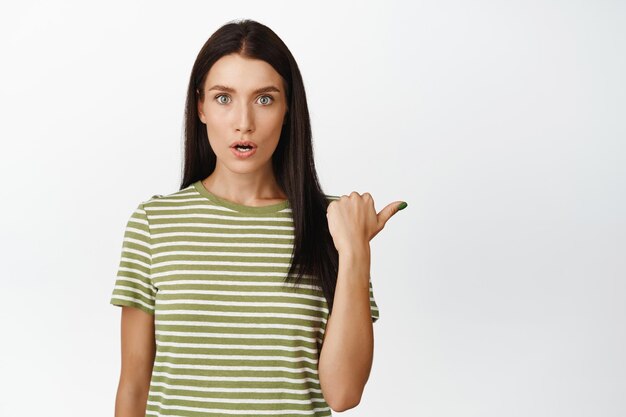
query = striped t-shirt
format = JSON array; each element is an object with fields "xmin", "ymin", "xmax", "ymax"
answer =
[{"xmin": 109, "ymin": 180, "xmax": 380, "ymax": 416}]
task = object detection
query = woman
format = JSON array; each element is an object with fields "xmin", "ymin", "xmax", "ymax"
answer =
[{"xmin": 110, "ymin": 18, "xmax": 407, "ymax": 417}]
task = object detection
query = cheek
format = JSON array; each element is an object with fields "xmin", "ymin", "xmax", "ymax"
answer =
[
  {"xmin": 205, "ymin": 107, "xmax": 223, "ymax": 126},
  {"xmin": 205, "ymin": 111, "xmax": 228, "ymax": 138},
  {"xmin": 260, "ymin": 109, "xmax": 287, "ymax": 133}
]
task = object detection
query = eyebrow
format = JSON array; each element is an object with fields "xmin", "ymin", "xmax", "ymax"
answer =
[{"xmin": 207, "ymin": 84, "xmax": 281, "ymax": 94}]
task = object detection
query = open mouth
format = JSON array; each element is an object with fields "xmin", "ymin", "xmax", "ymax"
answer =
[
  {"xmin": 235, "ymin": 145, "xmax": 254, "ymax": 152},
  {"xmin": 231, "ymin": 144, "xmax": 257, "ymax": 159},
  {"xmin": 231, "ymin": 140, "xmax": 258, "ymax": 152}
]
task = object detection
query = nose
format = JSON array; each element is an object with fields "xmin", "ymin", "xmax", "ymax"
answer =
[{"xmin": 233, "ymin": 100, "xmax": 254, "ymax": 134}]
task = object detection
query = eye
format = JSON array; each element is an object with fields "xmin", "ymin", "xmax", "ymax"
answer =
[
  {"xmin": 215, "ymin": 94, "xmax": 231, "ymax": 104},
  {"xmin": 214, "ymin": 94, "xmax": 274, "ymax": 105},
  {"xmin": 257, "ymin": 95, "xmax": 274, "ymax": 105}
]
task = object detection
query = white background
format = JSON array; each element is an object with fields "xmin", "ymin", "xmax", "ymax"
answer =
[{"xmin": 0, "ymin": 1, "xmax": 624, "ymax": 416}]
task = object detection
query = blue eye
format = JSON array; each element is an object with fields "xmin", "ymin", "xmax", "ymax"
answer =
[
  {"xmin": 258, "ymin": 95, "xmax": 274, "ymax": 105},
  {"xmin": 214, "ymin": 94, "xmax": 274, "ymax": 105},
  {"xmin": 215, "ymin": 94, "xmax": 230, "ymax": 104}
]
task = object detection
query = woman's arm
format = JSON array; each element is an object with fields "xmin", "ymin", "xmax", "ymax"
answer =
[
  {"xmin": 318, "ymin": 244, "xmax": 374, "ymax": 412},
  {"xmin": 318, "ymin": 192, "xmax": 404, "ymax": 411},
  {"xmin": 114, "ymin": 306, "xmax": 156, "ymax": 417}
]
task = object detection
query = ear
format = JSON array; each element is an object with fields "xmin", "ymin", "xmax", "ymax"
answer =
[{"xmin": 196, "ymin": 89, "xmax": 206, "ymax": 124}]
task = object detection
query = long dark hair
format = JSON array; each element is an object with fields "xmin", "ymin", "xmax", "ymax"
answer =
[{"xmin": 180, "ymin": 19, "xmax": 339, "ymax": 314}]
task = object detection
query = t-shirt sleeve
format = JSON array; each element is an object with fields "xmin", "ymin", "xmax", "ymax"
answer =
[
  {"xmin": 369, "ymin": 278, "xmax": 380, "ymax": 323},
  {"xmin": 109, "ymin": 201, "xmax": 157, "ymax": 315}
]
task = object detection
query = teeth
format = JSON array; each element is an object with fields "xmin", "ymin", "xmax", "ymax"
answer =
[{"xmin": 236, "ymin": 146, "xmax": 252, "ymax": 152}]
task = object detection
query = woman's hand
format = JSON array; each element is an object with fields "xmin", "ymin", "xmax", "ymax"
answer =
[{"xmin": 326, "ymin": 192, "xmax": 406, "ymax": 254}]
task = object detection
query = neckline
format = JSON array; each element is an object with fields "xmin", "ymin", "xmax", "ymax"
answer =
[{"xmin": 192, "ymin": 180, "xmax": 290, "ymax": 214}]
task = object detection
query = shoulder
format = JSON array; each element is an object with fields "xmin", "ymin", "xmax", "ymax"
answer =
[
  {"xmin": 141, "ymin": 183, "xmax": 196, "ymax": 209},
  {"xmin": 139, "ymin": 194, "xmax": 163, "ymax": 212}
]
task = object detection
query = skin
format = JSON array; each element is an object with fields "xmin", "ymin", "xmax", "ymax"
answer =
[
  {"xmin": 114, "ymin": 51, "xmax": 405, "ymax": 414},
  {"xmin": 197, "ymin": 52, "xmax": 289, "ymax": 205},
  {"xmin": 318, "ymin": 193, "xmax": 403, "ymax": 411},
  {"xmin": 114, "ymin": 307, "xmax": 155, "ymax": 416}
]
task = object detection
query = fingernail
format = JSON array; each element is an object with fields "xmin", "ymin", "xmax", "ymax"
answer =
[{"xmin": 397, "ymin": 201, "xmax": 408, "ymax": 211}]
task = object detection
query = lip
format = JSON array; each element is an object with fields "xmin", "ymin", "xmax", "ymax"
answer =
[
  {"xmin": 230, "ymin": 140, "xmax": 258, "ymax": 148},
  {"xmin": 231, "ymin": 146, "xmax": 257, "ymax": 159}
]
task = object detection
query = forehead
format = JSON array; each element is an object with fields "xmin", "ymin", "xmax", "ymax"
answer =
[{"xmin": 205, "ymin": 53, "xmax": 283, "ymax": 92}]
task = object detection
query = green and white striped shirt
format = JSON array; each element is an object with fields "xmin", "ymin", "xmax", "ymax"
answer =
[{"xmin": 110, "ymin": 180, "xmax": 380, "ymax": 416}]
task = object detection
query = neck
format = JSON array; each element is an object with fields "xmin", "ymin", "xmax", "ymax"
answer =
[{"xmin": 202, "ymin": 163, "xmax": 287, "ymax": 206}]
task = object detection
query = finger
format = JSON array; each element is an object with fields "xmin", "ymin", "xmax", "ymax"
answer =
[
  {"xmin": 377, "ymin": 201, "xmax": 407, "ymax": 228},
  {"xmin": 362, "ymin": 192, "xmax": 375, "ymax": 211}
]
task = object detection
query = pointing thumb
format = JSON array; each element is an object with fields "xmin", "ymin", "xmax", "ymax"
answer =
[{"xmin": 377, "ymin": 200, "xmax": 408, "ymax": 228}]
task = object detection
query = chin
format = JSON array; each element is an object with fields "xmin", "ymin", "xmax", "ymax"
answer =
[
  {"xmin": 227, "ymin": 165, "xmax": 260, "ymax": 174},
  {"xmin": 223, "ymin": 159, "xmax": 267, "ymax": 173}
]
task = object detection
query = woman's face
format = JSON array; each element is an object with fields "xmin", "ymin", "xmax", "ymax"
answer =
[{"xmin": 197, "ymin": 53, "xmax": 288, "ymax": 174}]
